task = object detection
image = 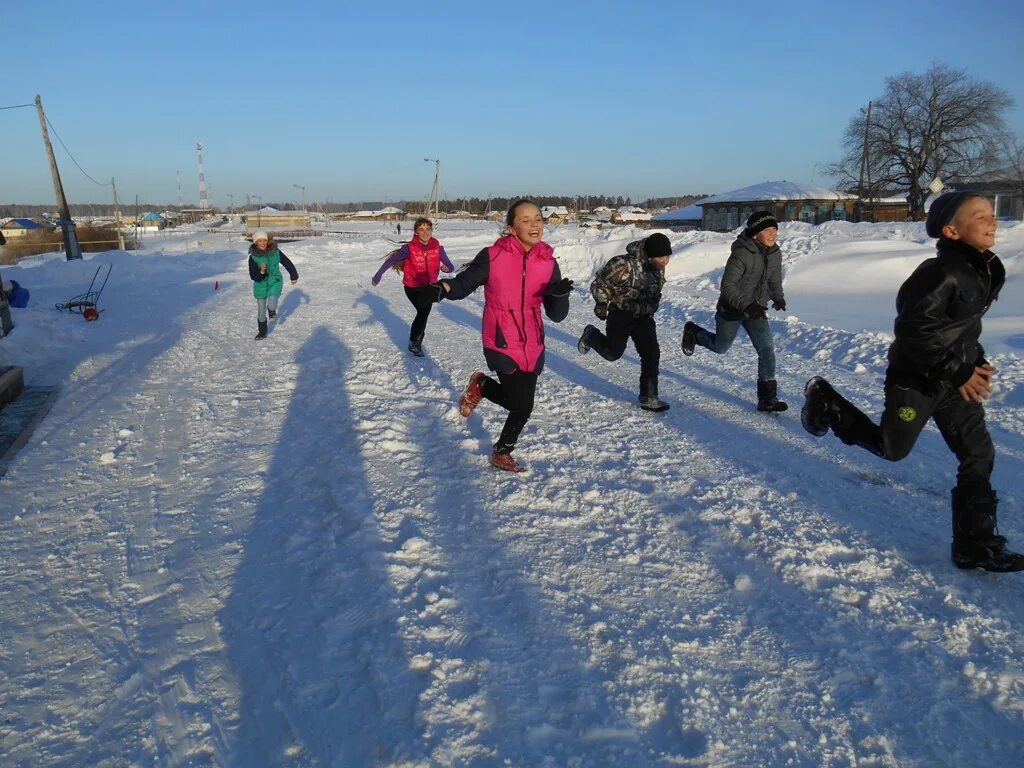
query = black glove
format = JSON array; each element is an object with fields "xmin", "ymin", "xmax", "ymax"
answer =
[
  {"xmin": 594, "ymin": 302, "xmax": 609, "ymax": 320},
  {"xmin": 745, "ymin": 302, "xmax": 767, "ymax": 319},
  {"xmin": 547, "ymin": 277, "xmax": 574, "ymax": 296},
  {"xmin": 772, "ymin": 299, "xmax": 786, "ymax": 311}
]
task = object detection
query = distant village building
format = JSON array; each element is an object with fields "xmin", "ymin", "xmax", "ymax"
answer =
[
  {"xmin": 955, "ymin": 168, "xmax": 1024, "ymax": 220},
  {"xmin": 697, "ymin": 181, "xmax": 858, "ymax": 231},
  {"xmin": 244, "ymin": 206, "xmax": 311, "ymax": 230},
  {"xmin": 540, "ymin": 205, "xmax": 570, "ymax": 223},
  {"xmin": 138, "ymin": 212, "xmax": 165, "ymax": 231},
  {"xmin": 179, "ymin": 208, "xmax": 219, "ymax": 224},
  {"xmin": 611, "ymin": 206, "xmax": 652, "ymax": 224},
  {"xmin": 0, "ymin": 218, "xmax": 45, "ymax": 238},
  {"xmin": 864, "ymin": 195, "xmax": 910, "ymax": 223},
  {"xmin": 651, "ymin": 204, "xmax": 703, "ymax": 231}
]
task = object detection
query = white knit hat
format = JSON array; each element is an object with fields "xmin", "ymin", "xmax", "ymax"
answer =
[{"xmin": 251, "ymin": 230, "xmax": 268, "ymax": 242}]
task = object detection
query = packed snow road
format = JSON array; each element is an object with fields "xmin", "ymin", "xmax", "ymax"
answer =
[{"xmin": 1, "ymin": 221, "xmax": 1022, "ymax": 766}]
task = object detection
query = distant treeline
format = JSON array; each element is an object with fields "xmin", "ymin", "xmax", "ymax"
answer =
[{"xmin": 1, "ymin": 194, "xmax": 708, "ymax": 219}]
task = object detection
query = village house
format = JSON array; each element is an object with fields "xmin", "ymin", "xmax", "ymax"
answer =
[{"xmin": 697, "ymin": 181, "xmax": 858, "ymax": 231}]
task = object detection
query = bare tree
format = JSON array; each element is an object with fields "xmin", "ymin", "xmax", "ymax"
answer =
[{"xmin": 829, "ymin": 63, "xmax": 1013, "ymax": 219}]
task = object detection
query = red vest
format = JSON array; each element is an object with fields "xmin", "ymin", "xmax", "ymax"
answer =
[{"xmin": 403, "ymin": 237, "xmax": 441, "ymax": 288}]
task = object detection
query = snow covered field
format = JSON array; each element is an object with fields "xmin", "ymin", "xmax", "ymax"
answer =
[{"xmin": 1, "ymin": 217, "xmax": 1023, "ymax": 766}]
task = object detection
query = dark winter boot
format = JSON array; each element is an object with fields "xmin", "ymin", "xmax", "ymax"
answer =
[
  {"xmin": 255, "ymin": 320, "xmax": 268, "ymax": 340},
  {"xmin": 408, "ymin": 333, "xmax": 424, "ymax": 357},
  {"xmin": 681, "ymin": 321, "xmax": 700, "ymax": 356},
  {"xmin": 639, "ymin": 374, "xmax": 669, "ymax": 412},
  {"xmin": 802, "ymin": 377, "xmax": 885, "ymax": 454},
  {"xmin": 578, "ymin": 324, "xmax": 600, "ymax": 355},
  {"xmin": 951, "ymin": 487, "xmax": 1024, "ymax": 572},
  {"xmin": 757, "ymin": 379, "xmax": 789, "ymax": 412},
  {"xmin": 268, "ymin": 309, "xmax": 277, "ymax": 321}
]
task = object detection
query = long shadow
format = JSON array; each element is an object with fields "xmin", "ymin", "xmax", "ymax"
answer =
[
  {"xmin": 273, "ymin": 286, "xmax": 310, "ymax": 326},
  {"xmin": 219, "ymin": 327, "xmax": 429, "ymax": 765},
  {"xmin": 357, "ymin": 293, "xmax": 652, "ymax": 763}
]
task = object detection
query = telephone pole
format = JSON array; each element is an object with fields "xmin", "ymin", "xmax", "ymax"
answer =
[
  {"xmin": 424, "ymin": 158, "xmax": 440, "ymax": 218},
  {"xmin": 35, "ymin": 94, "xmax": 81, "ymax": 260},
  {"xmin": 111, "ymin": 177, "xmax": 126, "ymax": 250}
]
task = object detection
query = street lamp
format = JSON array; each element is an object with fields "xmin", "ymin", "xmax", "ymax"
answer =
[
  {"xmin": 424, "ymin": 158, "xmax": 440, "ymax": 217},
  {"xmin": 292, "ymin": 183, "xmax": 306, "ymax": 211}
]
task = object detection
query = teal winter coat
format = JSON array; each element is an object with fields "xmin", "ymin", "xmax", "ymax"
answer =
[{"xmin": 248, "ymin": 244, "xmax": 298, "ymax": 299}]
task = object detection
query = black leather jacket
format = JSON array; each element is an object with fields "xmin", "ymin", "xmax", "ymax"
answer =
[{"xmin": 886, "ymin": 238, "xmax": 1004, "ymax": 391}]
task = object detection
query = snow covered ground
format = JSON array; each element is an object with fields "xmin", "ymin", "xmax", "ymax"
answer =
[{"xmin": 1, "ymin": 217, "xmax": 1023, "ymax": 766}]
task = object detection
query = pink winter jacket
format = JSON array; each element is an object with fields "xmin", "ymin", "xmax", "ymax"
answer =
[{"xmin": 441, "ymin": 235, "xmax": 569, "ymax": 374}]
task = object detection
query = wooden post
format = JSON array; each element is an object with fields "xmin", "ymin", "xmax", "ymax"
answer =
[
  {"xmin": 111, "ymin": 178, "xmax": 126, "ymax": 250},
  {"xmin": 35, "ymin": 95, "xmax": 82, "ymax": 261}
]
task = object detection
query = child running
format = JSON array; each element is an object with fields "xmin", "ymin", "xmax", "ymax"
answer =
[
  {"xmin": 436, "ymin": 200, "xmax": 571, "ymax": 472},
  {"xmin": 248, "ymin": 230, "xmax": 298, "ymax": 340}
]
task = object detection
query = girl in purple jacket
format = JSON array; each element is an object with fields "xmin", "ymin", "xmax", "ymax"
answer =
[
  {"xmin": 371, "ymin": 218, "xmax": 454, "ymax": 356},
  {"xmin": 437, "ymin": 200, "xmax": 571, "ymax": 472}
]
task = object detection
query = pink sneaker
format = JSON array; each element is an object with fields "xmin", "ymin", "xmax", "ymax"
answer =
[
  {"xmin": 459, "ymin": 372, "xmax": 487, "ymax": 417},
  {"xmin": 490, "ymin": 452, "xmax": 526, "ymax": 473}
]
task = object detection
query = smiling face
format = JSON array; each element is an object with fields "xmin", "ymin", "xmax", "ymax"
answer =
[
  {"xmin": 944, "ymin": 196, "xmax": 996, "ymax": 252},
  {"xmin": 508, "ymin": 203, "xmax": 544, "ymax": 249},
  {"xmin": 415, "ymin": 221, "xmax": 433, "ymax": 243},
  {"xmin": 753, "ymin": 226, "xmax": 778, "ymax": 248},
  {"xmin": 254, "ymin": 237, "xmax": 269, "ymax": 250},
  {"xmin": 649, "ymin": 255, "xmax": 670, "ymax": 272}
]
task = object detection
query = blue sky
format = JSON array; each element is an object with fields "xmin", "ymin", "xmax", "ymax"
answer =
[{"xmin": 4, "ymin": 0, "xmax": 1023, "ymax": 207}]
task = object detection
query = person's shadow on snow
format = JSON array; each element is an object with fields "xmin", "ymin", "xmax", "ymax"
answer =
[{"xmin": 275, "ymin": 286, "xmax": 310, "ymax": 325}]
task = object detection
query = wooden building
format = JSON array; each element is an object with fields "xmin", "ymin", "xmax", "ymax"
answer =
[{"xmin": 697, "ymin": 181, "xmax": 857, "ymax": 231}]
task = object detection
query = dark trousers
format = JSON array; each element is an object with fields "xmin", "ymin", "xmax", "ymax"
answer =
[
  {"xmin": 590, "ymin": 309, "xmax": 661, "ymax": 396},
  {"xmin": 404, "ymin": 286, "xmax": 435, "ymax": 342},
  {"xmin": 480, "ymin": 371, "xmax": 538, "ymax": 453},
  {"xmin": 834, "ymin": 379, "xmax": 995, "ymax": 492}
]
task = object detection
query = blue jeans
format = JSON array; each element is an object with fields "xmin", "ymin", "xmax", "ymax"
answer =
[
  {"xmin": 256, "ymin": 295, "xmax": 279, "ymax": 322},
  {"xmin": 695, "ymin": 312, "xmax": 776, "ymax": 380}
]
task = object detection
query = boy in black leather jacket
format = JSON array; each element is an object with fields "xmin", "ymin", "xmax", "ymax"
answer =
[{"xmin": 802, "ymin": 192, "xmax": 1023, "ymax": 571}]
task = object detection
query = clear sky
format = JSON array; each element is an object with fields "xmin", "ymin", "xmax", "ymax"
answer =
[{"xmin": 3, "ymin": 0, "xmax": 1023, "ymax": 207}]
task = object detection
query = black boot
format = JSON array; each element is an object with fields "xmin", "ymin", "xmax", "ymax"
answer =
[
  {"xmin": 951, "ymin": 487, "xmax": 1024, "ymax": 572},
  {"xmin": 801, "ymin": 377, "xmax": 884, "ymax": 454},
  {"xmin": 578, "ymin": 324, "xmax": 599, "ymax": 355},
  {"xmin": 757, "ymin": 379, "xmax": 788, "ymax": 412},
  {"xmin": 681, "ymin": 321, "xmax": 700, "ymax": 356},
  {"xmin": 638, "ymin": 373, "xmax": 669, "ymax": 412},
  {"xmin": 408, "ymin": 333, "xmax": 424, "ymax": 356},
  {"xmin": 255, "ymin": 320, "xmax": 268, "ymax": 340}
]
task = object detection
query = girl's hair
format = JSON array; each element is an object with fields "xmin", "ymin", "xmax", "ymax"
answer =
[
  {"xmin": 506, "ymin": 199, "xmax": 538, "ymax": 227},
  {"xmin": 413, "ymin": 217, "xmax": 433, "ymax": 231}
]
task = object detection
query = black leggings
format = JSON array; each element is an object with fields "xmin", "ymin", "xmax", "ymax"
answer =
[
  {"xmin": 480, "ymin": 371, "xmax": 538, "ymax": 453},
  {"xmin": 404, "ymin": 286, "xmax": 435, "ymax": 343}
]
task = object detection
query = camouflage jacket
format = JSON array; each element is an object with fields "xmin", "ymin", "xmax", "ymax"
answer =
[{"xmin": 590, "ymin": 240, "xmax": 666, "ymax": 318}]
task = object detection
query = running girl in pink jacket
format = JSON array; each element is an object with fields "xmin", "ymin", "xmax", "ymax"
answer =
[{"xmin": 437, "ymin": 200, "xmax": 571, "ymax": 472}]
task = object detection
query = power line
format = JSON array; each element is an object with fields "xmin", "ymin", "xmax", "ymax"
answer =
[
  {"xmin": 0, "ymin": 103, "xmax": 34, "ymax": 110},
  {"xmin": 44, "ymin": 114, "xmax": 111, "ymax": 187}
]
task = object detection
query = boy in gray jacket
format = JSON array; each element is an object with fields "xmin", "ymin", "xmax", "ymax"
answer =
[{"xmin": 681, "ymin": 211, "xmax": 788, "ymax": 412}]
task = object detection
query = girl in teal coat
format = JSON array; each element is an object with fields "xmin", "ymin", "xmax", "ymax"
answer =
[{"xmin": 248, "ymin": 230, "xmax": 298, "ymax": 339}]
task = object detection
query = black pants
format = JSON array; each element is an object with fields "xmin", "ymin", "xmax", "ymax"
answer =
[
  {"xmin": 404, "ymin": 286, "xmax": 435, "ymax": 343},
  {"xmin": 590, "ymin": 309, "xmax": 660, "ymax": 396},
  {"xmin": 480, "ymin": 371, "xmax": 538, "ymax": 453},
  {"xmin": 834, "ymin": 378, "xmax": 995, "ymax": 492}
]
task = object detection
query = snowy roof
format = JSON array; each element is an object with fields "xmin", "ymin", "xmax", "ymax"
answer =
[
  {"xmin": 617, "ymin": 206, "xmax": 647, "ymax": 213},
  {"xmin": 697, "ymin": 181, "xmax": 857, "ymax": 205},
  {"xmin": 378, "ymin": 206, "xmax": 404, "ymax": 214},
  {"xmin": 541, "ymin": 206, "xmax": 569, "ymax": 217},
  {"xmin": 257, "ymin": 206, "xmax": 281, "ymax": 213},
  {"xmin": 652, "ymin": 204, "xmax": 704, "ymax": 222}
]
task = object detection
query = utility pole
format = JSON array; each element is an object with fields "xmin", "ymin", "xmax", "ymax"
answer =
[
  {"xmin": 227, "ymin": 193, "xmax": 234, "ymax": 214},
  {"xmin": 111, "ymin": 177, "xmax": 125, "ymax": 250},
  {"xmin": 856, "ymin": 100, "xmax": 873, "ymax": 223},
  {"xmin": 424, "ymin": 158, "xmax": 440, "ymax": 218},
  {"xmin": 292, "ymin": 184, "xmax": 306, "ymax": 211},
  {"xmin": 35, "ymin": 94, "xmax": 82, "ymax": 260}
]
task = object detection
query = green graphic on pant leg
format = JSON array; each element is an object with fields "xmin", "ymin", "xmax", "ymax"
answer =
[{"xmin": 897, "ymin": 406, "xmax": 917, "ymax": 422}]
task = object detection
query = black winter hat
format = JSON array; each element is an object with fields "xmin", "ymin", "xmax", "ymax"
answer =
[
  {"xmin": 744, "ymin": 211, "xmax": 778, "ymax": 238},
  {"xmin": 643, "ymin": 232, "xmax": 672, "ymax": 258},
  {"xmin": 925, "ymin": 191, "xmax": 973, "ymax": 238}
]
